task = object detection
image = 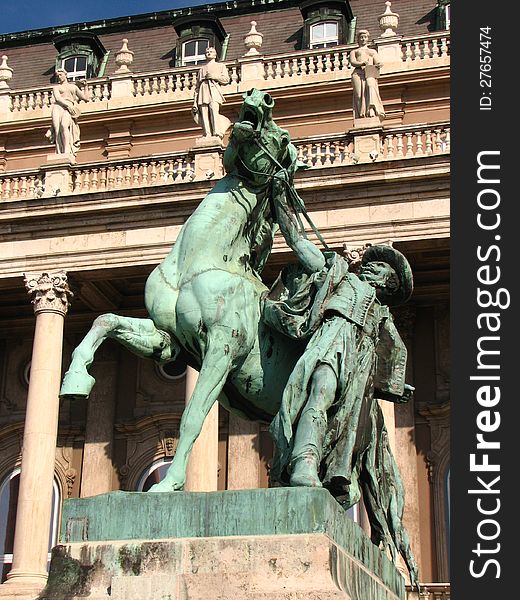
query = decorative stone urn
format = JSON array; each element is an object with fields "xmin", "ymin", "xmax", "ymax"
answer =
[
  {"xmin": 243, "ymin": 21, "xmax": 264, "ymax": 56},
  {"xmin": 0, "ymin": 55, "xmax": 13, "ymax": 89},
  {"xmin": 379, "ymin": 1, "xmax": 400, "ymax": 37},
  {"xmin": 114, "ymin": 39, "xmax": 134, "ymax": 74}
]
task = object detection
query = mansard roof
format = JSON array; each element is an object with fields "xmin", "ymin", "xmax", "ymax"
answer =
[{"xmin": 0, "ymin": 0, "xmax": 441, "ymax": 89}]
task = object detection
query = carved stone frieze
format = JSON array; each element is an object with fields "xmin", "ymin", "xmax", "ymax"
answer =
[
  {"xmin": 342, "ymin": 242, "xmax": 372, "ymax": 272},
  {"xmin": 24, "ymin": 271, "xmax": 73, "ymax": 316}
]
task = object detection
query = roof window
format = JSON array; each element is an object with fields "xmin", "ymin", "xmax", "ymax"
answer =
[
  {"xmin": 300, "ymin": 0, "xmax": 353, "ymax": 50},
  {"xmin": 53, "ymin": 32, "xmax": 107, "ymax": 81},
  {"xmin": 172, "ymin": 14, "xmax": 226, "ymax": 67}
]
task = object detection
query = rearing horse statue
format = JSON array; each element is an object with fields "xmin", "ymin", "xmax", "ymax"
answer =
[
  {"xmin": 60, "ymin": 89, "xmax": 324, "ymax": 491},
  {"xmin": 60, "ymin": 89, "xmax": 419, "ymax": 586}
]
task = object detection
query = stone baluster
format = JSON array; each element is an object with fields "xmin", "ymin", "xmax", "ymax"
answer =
[{"xmin": 0, "ymin": 272, "xmax": 72, "ymax": 597}]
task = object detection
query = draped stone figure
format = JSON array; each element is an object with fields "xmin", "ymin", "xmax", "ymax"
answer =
[
  {"xmin": 45, "ymin": 68, "xmax": 89, "ymax": 156},
  {"xmin": 350, "ymin": 30, "xmax": 385, "ymax": 120}
]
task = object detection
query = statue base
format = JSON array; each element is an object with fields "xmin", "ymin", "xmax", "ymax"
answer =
[
  {"xmin": 352, "ymin": 116, "xmax": 383, "ymax": 129},
  {"xmin": 190, "ymin": 140, "xmax": 225, "ymax": 181},
  {"xmin": 46, "ymin": 152, "xmax": 76, "ymax": 166},
  {"xmin": 194, "ymin": 135, "xmax": 225, "ymax": 148},
  {"xmin": 40, "ymin": 488, "xmax": 405, "ymax": 600},
  {"xmin": 40, "ymin": 153, "xmax": 76, "ymax": 197}
]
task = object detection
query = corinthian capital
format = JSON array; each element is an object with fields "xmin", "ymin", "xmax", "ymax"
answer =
[{"xmin": 24, "ymin": 271, "xmax": 73, "ymax": 315}]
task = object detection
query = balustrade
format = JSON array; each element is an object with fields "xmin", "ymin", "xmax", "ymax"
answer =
[
  {"xmin": 263, "ymin": 47, "xmax": 352, "ymax": 82},
  {"xmin": 402, "ymin": 33, "xmax": 450, "ymax": 62},
  {"xmin": 295, "ymin": 137, "xmax": 354, "ymax": 168},
  {"xmin": 1, "ymin": 32, "xmax": 449, "ymax": 120},
  {"xmin": 0, "ymin": 122, "xmax": 448, "ymax": 202},
  {"xmin": 0, "ymin": 171, "xmax": 43, "ymax": 201},
  {"xmin": 381, "ymin": 125, "xmax": 450, "ymax": 159},
  {"xmin": 7, "ymin": 79, "xmax": 111, "ymax": 114},
  {"xmin": 71, "ymin": 154, "xmax": 195, "ymax": 193}
]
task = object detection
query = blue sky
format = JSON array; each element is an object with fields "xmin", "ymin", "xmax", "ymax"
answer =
[{"xmin": 1, "ymin": 1, "xmax": 223, "ymax": 35}]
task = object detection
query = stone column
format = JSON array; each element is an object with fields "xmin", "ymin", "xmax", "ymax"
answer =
[
  {"xmin": 378, "ymin": 399, "xmax": 396, "ymax": 452},
  {"xmin": 1, "ymin": 272, "xmax": 72, "ymax": 597},
  {"xmin": 184, "ymin": 366, "xmax": 219, "ymax": 492},
  {"xmin": 227, "ymin": 414, "xmax": 260, "ymax": 489},
  {"xmin": 393, "ymin": 305, "xmax": 423, "ymax": 578},
  {"xmin": 80, "ymin": 360, "xmax": 117, "ymax": 497}
]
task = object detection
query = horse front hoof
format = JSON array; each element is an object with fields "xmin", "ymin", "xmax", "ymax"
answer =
[{"xmin": 60, "ymin": 370, "xmax": 96, "ymax": 399}]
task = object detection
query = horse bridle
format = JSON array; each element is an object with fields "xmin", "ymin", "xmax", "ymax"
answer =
[{"xmin": 235, "ymin": 133, "xmax": 331, "ymax": 251}]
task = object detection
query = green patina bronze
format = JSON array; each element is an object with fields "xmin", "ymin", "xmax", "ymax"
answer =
[
  {"xmin": 60, "ymin": 89, "xmax": 418, "ymax": 586},
  {"xmin": 42, "ymin": 489, "xmax": 406, "ymax": 600}
]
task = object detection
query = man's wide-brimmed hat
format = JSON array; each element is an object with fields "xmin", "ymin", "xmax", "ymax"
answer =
[{"xmin": 362, "ymin": 244, "xmax": 413, "ymax": 306}]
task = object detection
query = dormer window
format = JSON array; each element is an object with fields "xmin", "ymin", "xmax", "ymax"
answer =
[
  {"xmin": 53, "ymin": 32, "xmax": 107, "ymax": 81},
  {"xmin": 310, "ymin": 21, "xmax": 339, "ymax": 49},
  {"xmin": 182, "ymin": 38, "xmax": 210, "ymax": 66},
  {"xmin": 61, "ymin": 55, "xmax": 88, "ymax": 81},
  {"xmin": 173, "ymin": 15, "xmax": 226, "ymax": 67},
  {"xmin": 300, "ymin": 0, "xmax": 353, "ymax": 50}
]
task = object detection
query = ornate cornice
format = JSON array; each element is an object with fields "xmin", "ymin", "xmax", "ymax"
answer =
[{"xmin": 24, "ymin": 271, "xmax": 73, "ymax": 316}]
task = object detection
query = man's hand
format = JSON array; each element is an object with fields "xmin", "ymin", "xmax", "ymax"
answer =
[{"xmin": 402, "ymin": 383, "xmax": 415, "ymax": 401}]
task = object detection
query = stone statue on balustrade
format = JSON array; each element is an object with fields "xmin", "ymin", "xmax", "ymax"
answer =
[
  {"xmin": 45, "ymin": 68, "xmax": 90, "ymax": 157},
  {"xmin": 350, "ymin": 30, "xmax": 386, "ymax": 121},
  {"xmin": 192, "ymin": 47, "xmax": 232, "ymax": 141},
  {"xmin": 59, "ymin": 87, "xmax": 418, "ymax": 587}
]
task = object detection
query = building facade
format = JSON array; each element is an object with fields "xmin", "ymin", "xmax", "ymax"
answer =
[{"xmin": 0, "ymin": 1, "xmax": 450, "ymax": 597}]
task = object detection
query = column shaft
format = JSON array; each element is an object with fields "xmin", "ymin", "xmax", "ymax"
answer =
[
  {"xmin": 7, "ymin": 312, "xmax": 64, "ymax": 587},
  {"xmin": 227, "ymin": 414, "xmax": 260, "ymax": 490},
  {"xmin": 184, "ymin": 366, "xmax": 219, "ymax": 492},
  {"xmin": 80, "ymin": 361, "xmax": 117, "ymax": 497}
]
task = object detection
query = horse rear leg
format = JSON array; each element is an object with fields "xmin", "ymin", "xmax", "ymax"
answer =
[
  {"xmin": 60, "ymin": 314, "xmax": 176, "ymax": 398},
  {"xmin": 149, "ymin": 327, "xmax": 235, "ymax": 492}
]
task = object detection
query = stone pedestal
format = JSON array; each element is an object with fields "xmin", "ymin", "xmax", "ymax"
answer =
[
  {"xmin": 40, "ymin": 488, "xmax": 405, "ymax": 600},
  {"xmin": 41, "ymin": 154, "xmax": 75, "ymax": 197},
  {"xmin": 350, "ymin": 125, "xmax": 383, "ymax": 163},
  {"xmin": 0, "ymin": 90, "xmax": 10, "ymax": 121},
  {"xmin": 375, "ymin": 37, "xmax": 403, "ymax": 67},
  {"xmin": 239, "ymin": 57, "xmax": 265, "ymax": 91},
  {"xmin": 191, "ymin": 141, "xmax": 225, "ymax": 182}
]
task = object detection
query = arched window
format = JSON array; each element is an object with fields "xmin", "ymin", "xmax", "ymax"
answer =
[
  {"xmin": 61, "ymin": 55, "xmax": 88, "ymax": 81},
  {"xmin": 53, "ymin": 32, "xmax": 107, "ymax": 81},
  {"xmin": 136, "ymin": 458, "xmax": 173, "ymax": 492},
  {"xmin": 173, "ymin": 15, "xmax": 227, "ymax": 67},
  {"xmin": 310, "ymin": 21, "xmax": 339, "ymax": 49},
  {"xmin": 0, "ymin": 469, "xmax": 60, "ymax": 582},
  {"xmin": 182, "ymin": 38, "xmax": 210, "ymax": 66}
]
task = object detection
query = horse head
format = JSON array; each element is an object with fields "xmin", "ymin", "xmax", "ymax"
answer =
[{"xmin": 224, "ymin": 88, "xmax": 302, "ymax": 187}]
